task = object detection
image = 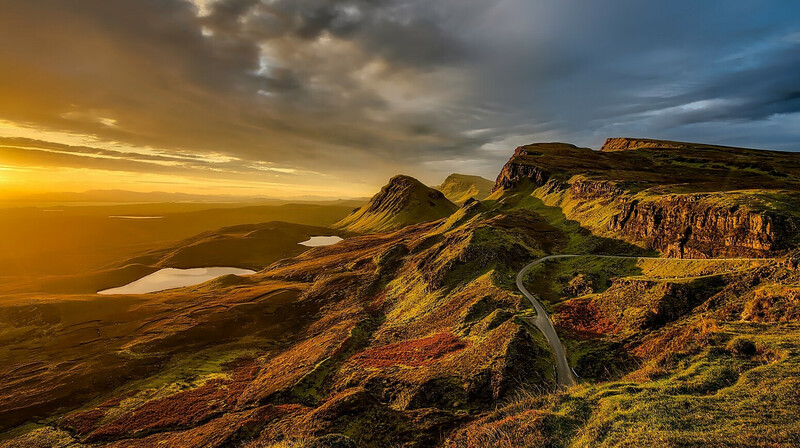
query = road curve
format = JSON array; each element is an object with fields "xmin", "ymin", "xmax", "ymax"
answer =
[
  {"xmin": 517, "ymin": 255, "xmax": 580, "ymax": 387},
  {"xmin": 516, "ymin": 254, "xmax": 775, "ymax": 388}
]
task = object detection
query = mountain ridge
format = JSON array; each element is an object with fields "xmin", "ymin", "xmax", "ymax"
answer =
[
  {"xmin": 493, "ymin": 139, "xmax": 800, "ymax": 258},
  {"xmin": 435, "ymin": 173, "xmax": 494, "ymax": 204},
  {"xmin": 334, "ymin": 174, "xmax": 458, "ymax": 233}
]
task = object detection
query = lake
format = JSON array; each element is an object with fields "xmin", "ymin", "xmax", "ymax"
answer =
[
  {"xmin": 109, "ymin": 215, "xmax": 164, "ymax": 219},
  {"xmin": 98, "ymin": 267, "xmax": 255, "ymax": 295},
  {"xmin": 299, "ymin": 236, "xmax": 343, "ymax": 247}
]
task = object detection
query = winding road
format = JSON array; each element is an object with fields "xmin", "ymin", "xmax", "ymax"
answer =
[{"xmin": 516, "ymin": 254, "xmax": 775, "ymax": 388}]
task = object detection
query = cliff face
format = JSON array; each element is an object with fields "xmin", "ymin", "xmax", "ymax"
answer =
[
  {"xmin": 493, "ymin": 139, "xmax": 800, "ymax": 258},
  {"xmin": 606, "ymin": 195, "xmax": 793, "ymax": 258},
  {"xmin": 492, "ymin": 144, "xmax": 580, "ymax": 192}
]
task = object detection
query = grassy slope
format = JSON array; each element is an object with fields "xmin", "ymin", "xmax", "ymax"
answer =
[
  {"xmin": 335, "ymin": 176, "xmax": 458, "ymax": 233},
  {"xmin": 446, "ymin": 254, "xmax": 800, "ymax": 447},
  {"xmin": 0, "ymin": 189, "xmax": 571, "ymax": 447}
]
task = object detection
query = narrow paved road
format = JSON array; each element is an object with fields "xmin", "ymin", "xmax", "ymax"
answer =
[
  {"xmin": 516, "ymin": 254, "xmax": 775, "ymax": 388},
  {"xmin": 517, "ymin": 255, "xmax": 580, "ymax": 387}
]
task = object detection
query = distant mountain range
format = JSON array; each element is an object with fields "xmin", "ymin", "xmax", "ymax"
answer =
[{"xmin": 2, "ymin": 189, "xmax": 369, "ymax": 205}]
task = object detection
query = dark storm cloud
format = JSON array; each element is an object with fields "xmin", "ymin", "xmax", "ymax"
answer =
[
  {"xmin": 657, "ymin": 40, "xmax": 800, "ymax": 125},
  {"xmin": 0, "ymin": 0, "xmax": 798, "ymax": 189}
]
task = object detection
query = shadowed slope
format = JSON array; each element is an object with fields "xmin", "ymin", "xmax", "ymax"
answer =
[{"xmin": 436, "ymin": 173, "xmax": 494, "ymax": 204}]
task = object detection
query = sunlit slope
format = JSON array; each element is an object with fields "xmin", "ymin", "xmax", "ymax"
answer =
[
  {"xmin": 335, "ymin": 175, "xmax": 458, "ymax": 233},
  {"xmin": 0, "ymin": 200, "xmax": 566, "ymax": 446},
  {"xmin": 436, "ymin": 173, "xmax": 494, "ymax": 204},
  {"xmin": 447, "ymin": 255, "xmax": 800, "ymax": 447}
]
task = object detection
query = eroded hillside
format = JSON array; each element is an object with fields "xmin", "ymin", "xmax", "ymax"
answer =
[{"xmin": 493, "ymin": 139, "xmax": 800, "ymax": 258}]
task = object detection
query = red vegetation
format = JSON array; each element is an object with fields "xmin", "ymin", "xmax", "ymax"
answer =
[
  {"xmin": 61, "ymin": 408, "xmax": 105, "ymax": 435},
  {"xmin": 634, "ymin": 317, "xmax": 720, "ymax": 361},
  {"xmin": 443, "ymin": 409, "xmax": 549, "ymax": 448},
  {"xmin": 743, "ymin": 286, "xmax": 800, "ymax": 322},
  {"xmin": 97, "ymin": 396, "xmax": 125, "ymax": 409},
  {"xmin": 102, "ymin": 404, "xmax": 307, "ymax": 448},
  {"xmin": 88, "ymin": 358, "xmax": 261, "ymax": 440},
  {"xmin": 352, "ymin": 332, "xmax": 468, "ymax": 368},
  {"xmin": 555, "ymin": 298, "xmax": 619, "ymax": 339},
  {"xmin": 59, "ymin": 392, "xmax": 136, "ymax": 435}
]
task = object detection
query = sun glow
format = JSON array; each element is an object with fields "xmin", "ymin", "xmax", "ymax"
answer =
[{"xmin": 0, "ymin": 117, "xmax": 370, "ymax": 199}]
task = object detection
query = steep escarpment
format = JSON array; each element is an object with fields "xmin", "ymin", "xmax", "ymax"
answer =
[
  {"xmin": 607, "ymin": 195, "xmax": 795, "ymax": 258},
  {"xmin": 335, "ymin": 175, "xmax": 458, "ymax": 233},
  {"xmin": 492, "ymin": 144, "xmax": 585, "ymax": 192},
  {"xmin": 436, "ymin": 173, "xmax": 494, "ymax": 203},
  {"xmin": 493, "ymin": 140, "xmax": 800, "ymax": 258}
]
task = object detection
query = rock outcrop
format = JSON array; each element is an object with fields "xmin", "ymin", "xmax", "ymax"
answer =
[
  {"xmin": 607, "ymin": 195, "xmax": 794, "ymax": 258},
  {"xmin": 493, "ymin": 139, "xmax": 800, "ymax": 258}
]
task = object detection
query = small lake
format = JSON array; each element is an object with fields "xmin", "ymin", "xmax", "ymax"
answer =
[
  {"xmin": 299, "ymin": 236, "xmax": 344, "ymax": 247},
  {"xmin": 109, "ymin": 215, "xmax": 164, "ymax": 219},
  {"xmin": 98, "ymin": 267, "xmax": 255, "ymax": 295}
]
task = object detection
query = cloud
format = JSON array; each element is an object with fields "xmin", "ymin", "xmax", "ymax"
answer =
[{"xmin": 0, "ymin": 0, "xmax": 797, "ymax": 192}]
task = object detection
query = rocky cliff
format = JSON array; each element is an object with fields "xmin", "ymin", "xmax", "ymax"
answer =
[
  {"xmin": 493, "ymin": 140, "xmax": 800, "ymax": 258},
  {"xmin": 606, "ymin": 195, "xmax": 794, "ymax": 258}
]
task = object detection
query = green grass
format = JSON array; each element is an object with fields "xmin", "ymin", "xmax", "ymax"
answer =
[
  {"xmin": 445, "ymin": 252, "xmax": 800, "ymax": 447},
  {"xmin": 503, "ymin": 189, "xmax": 652, "ymax": 257},
  {"xmin": 448, "ymin": 320, "xmax": 800, "ymax": 447}
]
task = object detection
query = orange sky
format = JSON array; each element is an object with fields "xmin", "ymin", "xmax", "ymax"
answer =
[
  {"xmin": 1, "ymin": 1, "xmax": 797, "ymax": 200},
  {"xmin": 0, "ymin": 120, "xmax": 376, "ymax": 199}
]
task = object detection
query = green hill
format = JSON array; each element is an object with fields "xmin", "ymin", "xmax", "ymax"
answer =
[{"xmin": 335, "ymin": 175, "xmax": 458, "ymax": 233}]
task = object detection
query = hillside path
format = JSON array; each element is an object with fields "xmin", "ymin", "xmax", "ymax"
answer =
[{"xmin": 516, "ymin": 254, "xmax": 775, "ymax": 388}]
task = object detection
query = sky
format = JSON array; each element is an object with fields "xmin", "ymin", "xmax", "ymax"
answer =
[{"xmin": 0, "ymin": 0, "xmax": 798, "ymax": 198}]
